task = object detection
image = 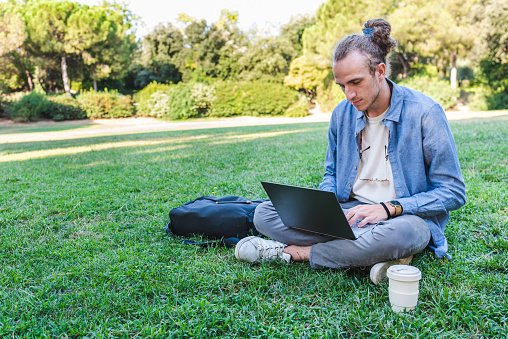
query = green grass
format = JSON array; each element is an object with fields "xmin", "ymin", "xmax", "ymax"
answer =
[
  {"xmin": 0, "ymin": 122, "xmax": 96, "ymax": 135},
  {"xmin": 0, "ymin": 117, "xmax": 507, "ymax": 338}
]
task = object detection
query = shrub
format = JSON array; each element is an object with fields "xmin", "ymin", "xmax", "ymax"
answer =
[
  {"xmin": 133, "ymin": 81, "xmax": 173, "ymax": 117},
  {"xmin": 44, "ymin": 95, "xmax": 87, "ymax": 121},
  {"xmin": 285, "ymin": 95, "xmax": 309, "ymax": 117},
  {"xmin": 316, "ymin": 84, "xmax": 345, "ymax": 113},
  {"xmin": 165, "ymin": 82, "xmax": 196, "ymax": 120},
  {"xmin": 487, "ymin": 88, "xmax": 508, "ymax": 110},
  {"xmin": 9, "ymin": 92, "xmax": 49, "ymax": 122},
  {"xmin": 143, "ymin": 83, "xmax": 215, "ymax": 120},
  {"xmin": 211, "ymin": 82, "xmax": 299, "ymax": 117},
  {"xmin": 77, "ymin": 90, "xmax": 134, "ymax": 119},
  {"xmin": 191, "ymin": 83, "xmax": 216, "ymax": 116},
  {"xmin": 0, "ymin": 92, "xmax": 28, "ymax": 118},
  {"xmin": 397, "ymin": 76, "xmax": 459, "ymax": 110},
  {"xmin": 146, "ymin": 91, "xmax": 171, "ymax": 118}
]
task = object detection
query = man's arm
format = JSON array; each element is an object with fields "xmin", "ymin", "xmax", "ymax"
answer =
[
  {"xmin": 397, "ymin": 103, "xmax": 466, "ymax": 217},
  {"xmin": 318, "ymin": 115, "xmax": 338, "ymax": 193},
  {"xmin": 344, "ymin": 103, "xmax": 466, "ymax": 227}
]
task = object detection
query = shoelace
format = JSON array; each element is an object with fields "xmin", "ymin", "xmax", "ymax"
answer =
[{"xmin": 259, "ymin": 244, "xmax": 285, "ymax": 260}]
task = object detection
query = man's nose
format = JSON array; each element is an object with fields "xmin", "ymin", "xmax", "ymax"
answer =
[{"xmin": 345, "ymin": 87, "xmax": 356, "ymax": 101}]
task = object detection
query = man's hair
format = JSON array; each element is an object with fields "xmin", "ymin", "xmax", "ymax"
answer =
[{"xmin": 333, "ymin": 18, "xmax": 397, "ymax": 76}]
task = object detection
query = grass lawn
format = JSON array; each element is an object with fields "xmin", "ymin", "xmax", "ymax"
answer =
[{"xmin": 0, "ymin": 116, "xmax": 507, "ymax": 338}]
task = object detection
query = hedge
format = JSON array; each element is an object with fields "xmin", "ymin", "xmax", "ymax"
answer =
[
  {"xmin": 77, "ymin": 90, "xmax": 134, "ymax": 119},
  {"xmin": 210, "ymin": 81, "xmax": 300, "ymax": 117}
]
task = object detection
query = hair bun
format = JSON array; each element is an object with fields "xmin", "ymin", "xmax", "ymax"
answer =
[{"xmin": 363, "ymin": 18, "xmax": 397, "ymax": 56}]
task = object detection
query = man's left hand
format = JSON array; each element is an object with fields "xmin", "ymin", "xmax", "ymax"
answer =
[{"xmin": 345, "ymin": 204, "xmax": 391, "ymax": 227}]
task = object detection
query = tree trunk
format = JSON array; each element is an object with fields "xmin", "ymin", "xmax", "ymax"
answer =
[
  {"xmin": 397, "ymin": 53, "xmax": 409, "ymax": 79},
  {"xmin": 450, "ymin": 50, "xmax": 457, "ymax": 89},
  {"xmin": 25, "ymin": 70, "xmax": 33, "ymax": 92},
  {"xmin": 61, "ymin": 55, "xmax": 72, "ymax": 97},
  {"xmin": 93, "ymin": 76, "xmax": 98, "ymax": 92}
]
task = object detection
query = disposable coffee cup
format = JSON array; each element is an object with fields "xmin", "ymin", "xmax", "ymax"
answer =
[{"xmin": 387, "ymin": 265, "xmax": 422, "ymax": 312}]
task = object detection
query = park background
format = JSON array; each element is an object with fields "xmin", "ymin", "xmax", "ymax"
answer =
[
  {"xmin": 0, "ymin": 0, "xmax": 507, "ymax": 122},
  {"xmin": 0, "ymin": 0, "xmax": 507, "ymax": 337}
]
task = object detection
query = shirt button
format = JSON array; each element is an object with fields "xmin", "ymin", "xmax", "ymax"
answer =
[
  {"xmin": 354, "ymin": 166, "xmax": 357, "ymax": 170},
  {"xmin": 343, "ymin": 199, "xmax": 346, "ymax": 202},
  {"xmin": 348, "ymin": 184, "xmax": 351, "ymax": 187}
]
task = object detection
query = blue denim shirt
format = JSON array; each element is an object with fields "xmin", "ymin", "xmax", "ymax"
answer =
[{"xmin": 319, "ymin": 79, "xmax": 466, "ymax": 259}]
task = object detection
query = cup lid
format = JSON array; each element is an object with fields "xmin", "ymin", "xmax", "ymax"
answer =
[{"xmin": 387, "ymin": 265, "xmax": 422, "ymax": 281}]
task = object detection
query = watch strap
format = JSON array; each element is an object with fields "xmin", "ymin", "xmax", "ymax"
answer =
[{"xmin": 380, "ymin": 202, "xmax": 392, "ymax": 219}]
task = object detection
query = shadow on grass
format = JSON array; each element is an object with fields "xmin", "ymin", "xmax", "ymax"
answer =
[{"xmin": 0, "ymin": 122, "xmax": 329, "ymax": 163}]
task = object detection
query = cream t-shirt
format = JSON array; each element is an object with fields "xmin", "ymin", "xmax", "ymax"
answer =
[{"xmin": 350, "ymin": 109, "xmax": 397, "ymax": 204}]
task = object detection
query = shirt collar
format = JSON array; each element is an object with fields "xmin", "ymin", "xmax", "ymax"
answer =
[{"xmin": 355, "ymin": 78, "xmax": 403, "ymax": 123}]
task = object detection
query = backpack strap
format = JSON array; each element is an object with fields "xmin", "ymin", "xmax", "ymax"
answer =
[{"xmin": 165, "ymin": 221, "xmax": 240, "ymax": 248}]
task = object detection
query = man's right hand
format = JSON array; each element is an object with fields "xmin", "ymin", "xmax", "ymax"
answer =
[{"xmin": 345, "ymin": 203, "xmax": 392, "ymax": 228}]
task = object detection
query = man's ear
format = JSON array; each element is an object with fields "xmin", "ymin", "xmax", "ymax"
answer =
[{"xmin": 376, "ymin": 63, "xmax": 386, "ymax": 81}]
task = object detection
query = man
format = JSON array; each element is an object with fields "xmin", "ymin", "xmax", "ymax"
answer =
[{"xmin": 234, "ymin": 19, "xmax": 466, "ymax": 284}]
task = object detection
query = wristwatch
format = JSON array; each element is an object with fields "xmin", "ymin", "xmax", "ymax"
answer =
[{"xmin": 388, "ymin": 200, "xmax": 403, "ymax": 217}]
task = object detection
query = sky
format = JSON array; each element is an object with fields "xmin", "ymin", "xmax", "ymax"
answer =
[{"xmin": 77, "ymin": 0, "xmax": 326, "ymax": 38}]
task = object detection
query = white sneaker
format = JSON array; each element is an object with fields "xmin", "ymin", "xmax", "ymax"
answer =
[
  {"xmin": 235, "ymin": 236, "xmax": 291, "ymax": 264},
  {"xmin": 370, "ymin": 255, "xmax": 413, "ymax": 285}
]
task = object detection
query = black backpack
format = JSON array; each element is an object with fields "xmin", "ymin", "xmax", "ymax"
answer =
[{"xmin": 166, "ymin": 196, "xmax": 268, "ymax": 247}]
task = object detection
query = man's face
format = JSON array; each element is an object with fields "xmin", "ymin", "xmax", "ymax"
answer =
[{"xmin": 333, "ymin": 51, "xmax": 384, "ymax": 113}]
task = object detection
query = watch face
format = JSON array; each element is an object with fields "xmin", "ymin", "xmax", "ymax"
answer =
[{"xmin": 390, "ymin": 200, "xmax": 401, "ymax": 206}]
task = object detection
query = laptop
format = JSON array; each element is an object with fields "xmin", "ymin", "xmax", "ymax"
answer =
[{"xmin": 261, "ymin": 181, "xmax": 375, "ymax": 240}]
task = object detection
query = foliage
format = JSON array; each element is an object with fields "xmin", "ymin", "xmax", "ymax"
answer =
[
  {"xmin": 7, "ymin": 92, "xmax": 48, "ymax": 122},
  {"xmin": 460, "ymin": 85, "xmax": 508, "ymax": 111},
  {"xmin": 279, "ymin": 15, "xmax": 316, "ymax": 59},
  {"xmin": 77, "ymin": 90, "xmax": 134, "ymax": 119},
  {"xmin": 133, "ymin": 81, "xmax": 173, "ymax": 117},
  {"xmin": 464, "ymin": 86, "xmax": 490, "ymax": 111},
  {"xmin": 191, "ymin": 83, "xmax": 216, "ymax": 116},
  {"xmin": 139, "ymin": 82, "xmax": 215, "ymax": 119},
  {"xmin": 397, "ymin": 75, "xmax": 460, "ymax": 109},
  {"xmin": 316, "ymin": 80, "xmax": 346, "ymax": 113},
  {"xmin": 0, "ymin": 3, "xmax": 27, "ymax": 93},
  {"xmin": 146, "ymin": 91, "xmax": 171, "ymax": 118},
  {"xmin": 284, "ymin": 55, "xmax": 329, "ymax": 94},
  {"xmin": 163, "ymin": 82, "xmax": 197, "ymax": 120},
  {"xmin": 65, "ymin": 2, "xmax": 137, "ymax": 88},
  {"xmin": 134, "ymin": 23, "xmax": 184, "ymax": 88},
  {"xmin": 211, "ymin": 82, "xmax": 299, "ymax": 117},
  {"xmin": 45, "ymin": 94, "xmax": 86, "ymax": 121},
  {"xmin": 133, "ymin": 15, "xmax": 246, "ymax": 89},
  {"xmin": 284, "ymin": 95, "xmax": 309, "ymax": 117},
  {"xmin": 472, "ymin": 0, "xmax": 508, "ymax": 91},
  {"xmin": 236, "ymin": 36, "xmax": 296, "ymax": 83},
  {"xmin": 1, "ymin": 0, "xmax": 136, "ymax": 94}
]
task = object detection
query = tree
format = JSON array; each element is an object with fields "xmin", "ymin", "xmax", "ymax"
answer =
[
  {"xmin": 389, "ymin": 0, "xmax": 478, "ymax": 88},
  {"xmin": 472, "ymin": 0, "xmax": 508, "ymax": 90},
  {"xmin": 0, "ymin": 2, "xmax": 29, "ymax": 92},
  {"xmin": 135, "ymin": 23, "xmax": 184, "ymax": 87},
  {"xmin": 237, "ymin": 35, "xmax": 296, "ymax": 82},
  {"xmin": 66, "ymin": 2, "xmax": 137, "ymax": 91},
  {"xmin": 279, "ymin": 14, "xmax": 315, "ymax": 59},
  {"xmin": 284, "ymin": 54, "xmax": 329, "ymax": 95},
  {"xmin": 24, "ymin": 0, "xmax": 80, "ymax": 96}
]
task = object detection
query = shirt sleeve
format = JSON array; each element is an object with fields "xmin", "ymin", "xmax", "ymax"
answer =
[
  {"xmin": 398, "ymin": 103, "xmax": 466, "ymax": 216},
  {"xmin": 319, "ymin": 114, "xmax": 338, "ymax": 193}
]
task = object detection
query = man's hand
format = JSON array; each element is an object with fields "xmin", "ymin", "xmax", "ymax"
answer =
[{"xmin": 345, "ymin": 203, "xmax": 394, "ymax": 228}]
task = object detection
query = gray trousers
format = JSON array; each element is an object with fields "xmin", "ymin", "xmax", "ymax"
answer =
[{"xmin": 253, "ymin": 200, "xmax": 431, "ymax": 269}]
